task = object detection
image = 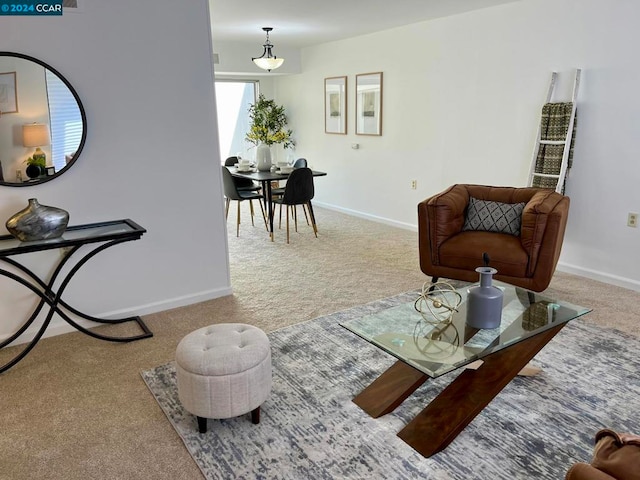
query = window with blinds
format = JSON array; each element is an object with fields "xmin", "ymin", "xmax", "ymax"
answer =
[{"xmin": 45, "ymin": 70, "xmax": 83, "ymax": 172}]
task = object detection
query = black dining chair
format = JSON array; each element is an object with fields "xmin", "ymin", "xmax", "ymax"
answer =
[
  {"xmin": 272, "ymin": 167, "xmax": 318, "ymax": 243},
  {"xmin": 272, "ymin": 158, "xmax": 308, "ymax": 195},
  {"xmin": 221, "ymin": 166, "xmax": 267, "ymax": 237},
  {"xmin": 224, "ymin": 156, "xmax": 261, "ymax": 192},
  {"xmin": 272, "ymin": 158, "xmax": 310, "ymax": 224}
]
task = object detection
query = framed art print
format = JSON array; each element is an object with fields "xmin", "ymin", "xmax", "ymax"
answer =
[
  {"xmin": 356, "ymin": 72, "xmax": 382, "ymax": 136},
  {"xmin": 325, "ymin": 76, "xmax": 347, "ymax": 134}
]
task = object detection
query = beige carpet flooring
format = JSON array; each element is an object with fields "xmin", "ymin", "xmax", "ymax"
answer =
[{"xmin": 1, "ymin": 205, "xmax": 639, "ymax": 479}]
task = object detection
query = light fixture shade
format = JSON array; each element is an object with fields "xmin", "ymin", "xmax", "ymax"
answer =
[
  {"xmin": 253, "ymin": 57, "xmax": 284, "ymax": 71},
  {"xmin": 23, "ymin": 123, "xmax": 51, "ymax": 147},
  {"xmin": 252, "ymin": 27, "xmax": 284, "ymax": 72}
]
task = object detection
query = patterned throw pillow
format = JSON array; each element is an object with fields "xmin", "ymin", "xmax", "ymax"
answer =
[{"xmin": 462, "ymin": 197, "xmax": 526, "ymax": 236}]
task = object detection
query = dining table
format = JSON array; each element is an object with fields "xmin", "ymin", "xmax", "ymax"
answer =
[{"xmin": 230, "ymin": 167, "xmax": 327, "ymax": 240}]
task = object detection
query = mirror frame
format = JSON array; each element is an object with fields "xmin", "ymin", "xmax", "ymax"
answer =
[
  {"xmin": 0, "ymin": 51, "xmax": 87, "ymax": 187},
  {"xmin": 355, "ymin": 72, "xmax": 383, "ymax": 136}
]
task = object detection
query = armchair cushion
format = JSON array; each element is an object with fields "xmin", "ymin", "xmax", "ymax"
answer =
[
  {"xmin": 462, "ymin": 197, "xmax": 526, "ymax": 236},
  {"xmin": 439, "ymin": 231, "xmax": 528, "ymax": 278}
]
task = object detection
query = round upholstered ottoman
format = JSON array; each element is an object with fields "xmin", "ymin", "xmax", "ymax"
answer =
[{"xmin": 175, "ymin": 323, "xmax": 272, "ymax": 433}]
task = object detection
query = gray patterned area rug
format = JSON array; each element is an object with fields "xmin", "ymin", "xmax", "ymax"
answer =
[{"xmin": 141, "ymin": 292, "xmax": 640, "ymax": 479}]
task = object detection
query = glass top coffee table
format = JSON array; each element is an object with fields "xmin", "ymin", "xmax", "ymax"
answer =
[{"xmin": 340, "ymin": 281, "xmax": 591, "ymax": 457}]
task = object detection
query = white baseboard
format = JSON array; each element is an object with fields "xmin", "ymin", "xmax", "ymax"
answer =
[
  {"xmin": 313, "ymin": 201, "xmax": 418, "ymax": 232},
  {"xmin": 0, "ymin": 286, "xmax": 233, "ymax": 347},
  {"xmin": 556, "ymin": 262, "xmax": 640, "ymax": 292},
  {"xmin": 115, "ymin": 286, "xmax": 233, "ymax": 317}
]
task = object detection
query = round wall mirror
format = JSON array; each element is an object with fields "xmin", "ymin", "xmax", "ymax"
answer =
[{"xmin": 0, "ymin": 52, "xmax": 86, "ymax": 187}]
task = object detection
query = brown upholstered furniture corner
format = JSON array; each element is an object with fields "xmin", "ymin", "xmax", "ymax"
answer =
[
  {"xmin": 418, "ymin": 184, "xmax": 570, "ymax": 292},
  {"xmin": 566, "ymin": 429, "xmax": 640, "ymax": 480}
]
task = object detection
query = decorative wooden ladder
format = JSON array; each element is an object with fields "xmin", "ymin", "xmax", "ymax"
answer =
[{"xmin": 527, "ymin": 69, "xmax": 581, "ymax": 193}]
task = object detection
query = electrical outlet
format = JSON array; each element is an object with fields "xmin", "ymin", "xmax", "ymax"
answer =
[
  {"xmin": 628, "ymin": 212, "xmax": 638, "ymax": 228},
  {"xmin": 411, "ymin": 180, "xmax": 417, "ymax": 190}
]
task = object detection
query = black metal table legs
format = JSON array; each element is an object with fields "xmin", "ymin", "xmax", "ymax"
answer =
[{"xmin": 0, "ymin": 238, "xmax": 153, "ymax": 374}]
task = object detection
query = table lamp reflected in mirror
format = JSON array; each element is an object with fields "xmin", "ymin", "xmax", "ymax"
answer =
[{"xmin": 22, "ymin": 123, "xmax": 51, "ymax": 179}]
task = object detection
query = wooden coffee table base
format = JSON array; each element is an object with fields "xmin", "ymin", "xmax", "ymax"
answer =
[{"xmin": 353, "ymin": 323, "xmax": 565, "ymax": 457}]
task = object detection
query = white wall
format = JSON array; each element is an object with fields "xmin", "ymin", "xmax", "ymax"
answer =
[
  {"xmin": 0, "ymin": 0, "xmax": 231, "ymax": 344},
  {"xmin": 274, "ymin": 0, "xmax": 640, "ymax": 290}
]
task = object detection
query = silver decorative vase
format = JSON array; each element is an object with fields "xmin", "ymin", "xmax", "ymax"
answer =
[
  {"xmin": 466, "ymin": 267, "xmax": 504, "ymax": 329},
  {"xmin": 256, "ymin": 143, "xmax": 272, "ymax": 172},
  {"xmin": 5, "ymin": 198, "xmax": 69, "ymax": 242}
]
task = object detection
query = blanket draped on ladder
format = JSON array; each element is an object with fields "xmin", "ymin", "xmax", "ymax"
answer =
[{"xmin": 531, "ymin": 102, "xmax": 577, "ymax": 192}]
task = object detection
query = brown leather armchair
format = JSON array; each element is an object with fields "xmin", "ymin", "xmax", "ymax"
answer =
[
  {"xmin": 566, "ymin": 429, "xmax": 640, "ymax": 480},
  {"xmin": 418, "ymin": 184, "xmax": 570, "ymax": 292}
]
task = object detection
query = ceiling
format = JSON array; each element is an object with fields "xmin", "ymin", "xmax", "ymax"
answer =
[{"xmin": 209, "ymin": 0, "xmax": 522, "ymax": 49}]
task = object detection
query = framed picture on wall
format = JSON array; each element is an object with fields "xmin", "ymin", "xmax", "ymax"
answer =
[
  {"xmin": 324, "ymin": 76, "xmax": 347, "ymax": 134},
  {"xmin": 356, "ymin": 72, "xmax": 382, "ymax": 136},
  {"xmin": 0, "ymin": 72, "xmax": 18, "ymax": 114}
]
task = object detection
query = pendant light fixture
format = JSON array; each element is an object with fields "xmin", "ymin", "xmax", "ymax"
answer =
[{"xmin": 252, "ymin": 27, "xmax": 284, "ymax": 72}]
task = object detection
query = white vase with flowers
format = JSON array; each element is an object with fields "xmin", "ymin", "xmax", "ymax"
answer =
[{"xmin": 246, "ymin": 94, "xmax": 294, "ymax": 171}]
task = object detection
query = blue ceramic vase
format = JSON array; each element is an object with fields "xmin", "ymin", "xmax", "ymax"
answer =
[{"xmin": 466, "ymin": 266, "xmax": 504, "ymax": 329}]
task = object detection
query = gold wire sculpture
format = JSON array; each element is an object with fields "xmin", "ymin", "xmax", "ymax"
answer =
[{"xmin": 414, "ymin": 280, "xmax": 463, "ymax": 325}]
